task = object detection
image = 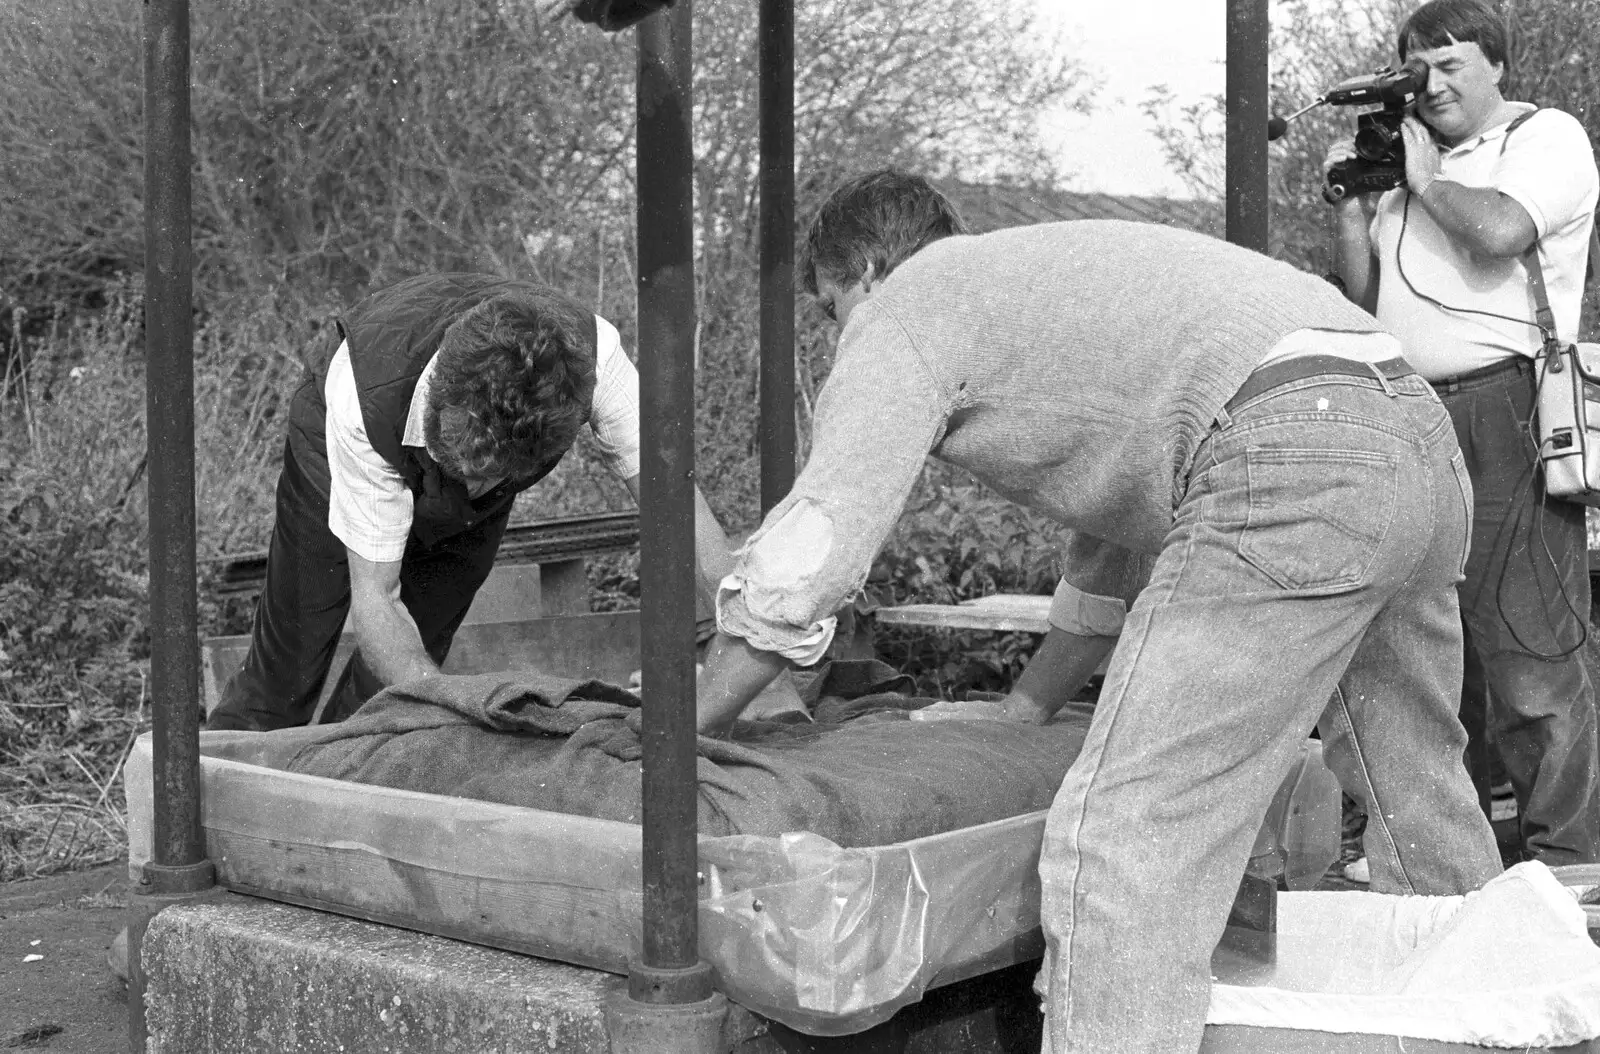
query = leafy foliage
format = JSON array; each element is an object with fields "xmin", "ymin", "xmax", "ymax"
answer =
[{"xmin": 865, "ymin": 464, "xmax": 1069, "ymax": 698}]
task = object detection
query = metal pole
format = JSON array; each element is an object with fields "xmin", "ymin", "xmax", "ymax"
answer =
[
  {"xmin": 1225, "ymin": 0, "xmax": 1271, "ymax": 252},
  {"xmin": 757, "ymin": 0, "xmax": 796, "ymax": 515},
  {"xmin": 632, "ymin": 0, "xmax": 712, "ymax": 1006},
  {"xmin": 132, "ymin": 1, "xmax": 214, "ymax": 1048},
  {"xmin": 143, "ymin": 0, "xmax": 206, "ymax": 889}
]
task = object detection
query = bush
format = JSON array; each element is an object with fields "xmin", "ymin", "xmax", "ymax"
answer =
[
  {"xmin": 865, "ymin": 464, "xmax": 1070, "ymax": 698},
  {"xmin": 0, "ymin": 285, "xmax": 313, "ymax": 878},
  {"xmin": 1, "ymin": 288, "xmax": 157, "ymax": 878}
]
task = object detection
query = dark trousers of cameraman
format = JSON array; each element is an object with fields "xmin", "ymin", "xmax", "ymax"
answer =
[{"xmin": 1437, "ymin": 356, "xmax": 1600, "ymax": 866}]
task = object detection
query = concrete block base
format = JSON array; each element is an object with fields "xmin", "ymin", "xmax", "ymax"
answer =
[
  {"xmin": 141, "ymin": 894, "xmax": 624, "ymax": 1053},
  {"xmin": 139, "ymin": 894, "xmax": 1046, "ymax": 1054}
]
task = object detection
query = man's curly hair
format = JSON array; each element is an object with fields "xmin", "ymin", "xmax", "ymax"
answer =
[{"xmin": 423, "ymin": 290, "xmax": 596, "ymax": 484}]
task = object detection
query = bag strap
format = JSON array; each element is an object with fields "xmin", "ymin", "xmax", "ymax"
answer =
[
  {"xmin": 1508, "ymin": 109, "xmax": 1600, "ymax": 353},
  {"xmin": 1524, "ymin": 246, "xmax": 1560, "ymax": 349},
  {"xmin": 1524, "ymin": 221, "xmax": 1599, "ymax": 345}
]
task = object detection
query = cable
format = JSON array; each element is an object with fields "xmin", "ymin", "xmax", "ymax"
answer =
[
  {"xmin": 1395, "ymin": 191, "xmax": 1589, "ymax": 660},
  {"xmin": 1394, "ymin": 192, "xmax": 1552, "ymax": 340}
]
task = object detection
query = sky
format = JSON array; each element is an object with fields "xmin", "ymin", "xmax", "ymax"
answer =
[{"xmin": 1034, "ymin": 0, "xmax": 1229, "ymax": 199}]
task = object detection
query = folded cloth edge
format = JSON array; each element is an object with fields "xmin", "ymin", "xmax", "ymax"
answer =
[{"xmin": 1207, "ymin": 863, "xmax": 1600, "ymax": 1047}]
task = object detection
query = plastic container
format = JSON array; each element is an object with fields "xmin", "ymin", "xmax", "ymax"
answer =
[{"xmin": 1254, "ymin": 738, "xmax": 1343, "ymax": 892}]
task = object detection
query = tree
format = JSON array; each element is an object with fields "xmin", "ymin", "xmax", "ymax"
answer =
[{"xmin": 0, "ymin": 0, "xmax": 1094, "ymax": 524}]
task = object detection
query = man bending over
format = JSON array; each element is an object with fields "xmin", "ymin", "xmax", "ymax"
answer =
[
  {"xmin": 694, "ymin": 171, "xmax": 1501, "ymax": 1053},
  {"xmin": 209, "ymin": 273, "xmax": 731, "ymax": 732}
]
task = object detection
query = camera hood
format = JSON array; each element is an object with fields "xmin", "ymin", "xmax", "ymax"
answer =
[{"xmin": 1326, "ymin": 57, "xmax": 1428, "ymax": 108}]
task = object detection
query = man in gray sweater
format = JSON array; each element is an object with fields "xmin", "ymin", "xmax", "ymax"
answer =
[{"xmin": 695, "ymin": 170, "xmax": 1502, "ymax": 1052}]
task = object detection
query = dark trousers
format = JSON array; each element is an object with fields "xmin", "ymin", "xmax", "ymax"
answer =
[
  {"xmin": 1438, "ymin": 356, "xmax": 1600, "ymax": 865},
  {"xmin": 208, "ymin": 426, "xmax": 510, "ymax": 732}
]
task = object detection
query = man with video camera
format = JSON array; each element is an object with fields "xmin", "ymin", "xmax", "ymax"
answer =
[{"xmin": 1323, "ymin": 0, "xmax": 1600, "ymax": 866}]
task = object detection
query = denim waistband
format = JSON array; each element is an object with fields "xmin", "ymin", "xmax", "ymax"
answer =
[
  {"xmin": 1429, "ymin": 355, "xmax": 1532, "ymax": 395},
  {"xmin": 1224, "ymin": 355, "xmax": 1416, "ymax": 414}
]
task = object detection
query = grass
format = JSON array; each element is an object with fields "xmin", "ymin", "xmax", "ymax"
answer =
[{"xmin": 0, "ymin": 684, "xmax": 143, "ymax": 880}]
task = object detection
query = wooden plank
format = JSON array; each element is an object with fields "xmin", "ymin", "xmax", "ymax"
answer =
[
  {"xmin": 208, "ymin": 512, "xmax": 639, "ymax": 596},
  {"xmin": 198, "ymin": 757, "xmax": 645, "ymax": 973},
  {"xmin": 458, "ymin": 563, "xmax": 544, "ymax": 624},
  {"xmin": 537, "ymin": 558, "xmax": 590, "ymax": 616},
  {"xmin": 439, "ymin": 611, "xmax": 639, "ymax": 685},
  {"xmin": 874, "ymin": 594, "xmax": 1052, "ymax": 635}
]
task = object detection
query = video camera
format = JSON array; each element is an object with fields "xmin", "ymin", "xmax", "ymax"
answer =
[{"xmin": 1267, "ymin": 58, "xmax": 1429, "ymax": 203}]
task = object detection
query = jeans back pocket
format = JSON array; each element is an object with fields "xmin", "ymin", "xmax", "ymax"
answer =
[{"xmin": 1238, "ymin": 447, "xmax": 1398, "ymax": 593}]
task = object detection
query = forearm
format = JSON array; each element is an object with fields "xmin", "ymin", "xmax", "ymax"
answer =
[
  {"xmin": 1007, "ymin": 627, "xmax": 1118, "ymax": 723},
  {"xmin": 696, "ymin": 632, "xmax": 789, "ymax": 735},
  {"xmin": 349, "ymin": 594, "xmax": 440, "ymax": 687},
  {"xmin": 692, "ymin": 484, "xmax": 735, "ymax": 602},
  {"xmin": 1331, "ymin": 201, "xmax": 1379, "ymax": 311},
  {"xmin": 1413, "ymin": 179, "xmax": 1536, "ymax": 258}
]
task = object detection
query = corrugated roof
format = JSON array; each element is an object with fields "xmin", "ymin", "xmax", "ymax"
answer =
[{"xmin": 946, "ymin": 182, "xmax": 1223, "ymax": 238}]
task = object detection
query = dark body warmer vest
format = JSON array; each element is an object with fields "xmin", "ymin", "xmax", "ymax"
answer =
[{"xmin": 289, "ymin": 273, "xmax": 598, "ymax": 548}]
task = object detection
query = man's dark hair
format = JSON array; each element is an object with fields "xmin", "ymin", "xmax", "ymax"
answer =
[
  {"xmin": 800, "ymin": 169, "xmax": 968, "ymax": 297},
  {"xmin": 1398, "ymin": 0, "xmax": 1509, "ymax": 75},
  {"xmin": 424, "ymin": 290, "xmax": 596, "ymax": 483}
]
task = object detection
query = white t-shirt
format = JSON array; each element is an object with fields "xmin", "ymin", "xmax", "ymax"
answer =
[
  {"xmin": 325, "ymin": 315, "xmax": 642, "ymax": 563},
  {"xmin": 1370, "ymin": 105, "xmax": 1599, "ymax": 380}
]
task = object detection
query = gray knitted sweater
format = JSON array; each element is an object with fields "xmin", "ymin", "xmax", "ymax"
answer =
[{"xmin": 718, "ymin": 219, "xmax": 1388, "ymax": 660}]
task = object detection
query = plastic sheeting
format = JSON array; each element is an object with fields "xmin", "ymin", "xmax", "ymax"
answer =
[
  {"xmin": 699, "ymin": 818, "xmax": 1043, "ymax": 1035},
  {"xmin": 696, "ymin": 739, "xmax": 1341, "ymax": 1035},
  {"xmin": 126, "ymin": 731, "xmax": 1341, "ymax": 1036}
]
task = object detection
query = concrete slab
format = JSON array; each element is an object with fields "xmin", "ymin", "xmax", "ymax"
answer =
[
  {"xmin": 137, "ymin": 893, "xmax": 1047, "ymax": 1054},
  {"xmin": 141, "ymin": 894, "xmax": 622, "ymax": 1053}
]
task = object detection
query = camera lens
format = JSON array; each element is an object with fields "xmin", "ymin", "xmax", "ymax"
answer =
[{"xmin": 1354, "ymin": 121, "xmax": 1401, "ymax": 163}]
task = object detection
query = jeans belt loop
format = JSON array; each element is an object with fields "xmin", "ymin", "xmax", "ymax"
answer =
[
  {"xmin": 1212, "ymin": 404, "xmax": 1234, "ymax": 432},
  {"xmin": 1365, "ymin": 360, "xmax": 1398, "ymax": 397}
]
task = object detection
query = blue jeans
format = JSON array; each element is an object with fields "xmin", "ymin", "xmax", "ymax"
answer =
[{"xmin": 1037, "ymin": 361, "xmax": 1503, "ymax": 1053}]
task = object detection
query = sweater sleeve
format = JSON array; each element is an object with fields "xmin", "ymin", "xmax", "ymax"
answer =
[
  {"xmin": 716, "ymin": 305, "xmax": 951, "ymax": 664},
  {"xmin": 1048, "ymin": 532, "xmax": 1155, "ymax": 636}
]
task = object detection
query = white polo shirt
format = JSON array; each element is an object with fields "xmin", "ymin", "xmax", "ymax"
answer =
[
  {"xmin": 1369, "ymin": 105, "xmax": 1599, "ymax": 381},
  {"xmin": 324, "ymin": 315, "xmax": 642, "ymax": 563}
]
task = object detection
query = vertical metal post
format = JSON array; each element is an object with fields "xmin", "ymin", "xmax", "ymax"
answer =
[
  {"xmin": 632, "ymin": 0, "xmax": 712, "ymax": 1006},
  {"xmin": 132, "ymin": 1, "xmax": 214, "ymax": 1049},
  {"xmin": 1225, "ymin": 0, "xmax": 1271, "ymax": 252},
  {"xmin": 757, "ymin": 0, "xmax": 796, "ymax": 515},
  {"xmin": 146, "ymin": 0, "xmax": 202, "ymax": 879}
]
